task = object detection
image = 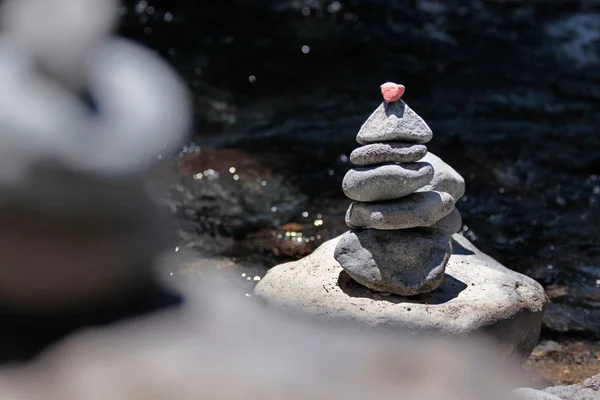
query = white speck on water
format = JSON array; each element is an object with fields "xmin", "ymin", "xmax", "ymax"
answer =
[
  {"xmin": 302, "ymin": 45, "xmax": 310, "ymax": 54},
  {"xmin": 193, "ymin": 173, "xmax": 203, "ymax": 180},
  {"xmin": 229, "ymin": 167, "xmax": 236, "ymax": 173},
  {"xmin": 302, "ymin": 211, "xmax": 309, "ymax": 218},
  {"xmin": 328, "ymin": 1, "xmax": 342, "ymax": 13},
  {"xmin": 316, "ymin": 235, "xmax": 322, "ymax": 240},
  {"xmin": 164, "ymin": 12, "xmax": 173, "ymax": 22},
  {"xmin": 169, "ymin": 272, "xmax": 173, "ymax": 276},
  {"xmin": 157, "ymin": 154, "xmax": 162, "ymax": 160},
  {"xmin": 245, "ymin": 293, "xmax": 251, "ymax": 297},
  {"xmin": 249, "ymin": 75, "xmax": 257, "ymax": 83},
  {"xmin": 254, "ymin": 276, "xmax": 261, "ymax": 281},
  {"xmin": 340, "ymin": 154, "xmax": 348, "ymax": 162},
  {"xmin": 175, "ymin": 247, "xmax": 179, "ymax": 252},
  {"xmin": 261, "ymin": 180, "xmax": 267, "ymax": 186},
  {"xmin": 146, "ymin": 5, "xmax": 154, "ymax": 14},
  {"xmin": 498, "ymin": 187, "xmax": 505, "ymax": 194},
  {"xmin": 328, "ymin": 169, "xmax": 334, "ymax": 176},
  {"xmin": 233, "ymin": 174, "xmax": 240, "ymax": 181},
  {"xmin": 241, "ymin": 273, "xmax": 246, "ymax": 277},
  {"xmin": 314, "ymin": 219, "xmax": 323, "ymax": 227},
  {"xmin": 593, "ymin": 186, "xmax": 600, "ymax": 194},
  {"xmin": 246, "ymin": 277, "xmax": 251, "ymax": 281},
  {"xmin": 302, "ymin": 7, "xmax": 311, "ymax": 16},
  {"xmin": 317, "ymin": 214, "xmax": 322, "ymax": 219},
  {"xmin": 547, "ymin": 264, "xmax": 554, "ymax": 270},
  {"xmin": 135, "ymin": 0, "xmax": 148, "ymax": 14},
  {"xmin": 271, "ymin": 206, "xmax": 278, "ymax": 212}
]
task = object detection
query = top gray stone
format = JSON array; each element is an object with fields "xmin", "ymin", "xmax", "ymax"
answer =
[{"xmin": 356, "ymin": 100, "xmax": 433, "ymax": 145}]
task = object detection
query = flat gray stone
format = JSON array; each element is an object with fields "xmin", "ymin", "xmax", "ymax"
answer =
[
  {"xmin": 430, "ymin": 207, "xmax": 462, "ymax": 234},
  {"xmin": 333, "ymin": 228, "xmax": 451, "ymax": 296},
  {"xmin": 349, "ymin": 143, "xmax": 427, "ymax": 166},
  {"xmin": 356, "ymin": 100, "xmax": 433, "ymax": 144},
  {"xmin": 417, "ymin": 152, "xmax": 465, "ymax": 201},
  {"xmin": 513, "ymin": 388, "xmax": 562, "ymax": 400},
  {"xmin": 345, "ymin": 191, "xmax": 454, "ymax": 230},
  {"xmin": 544, "ymin": 376, "xmax": 600, "ymax": 400},
  {"xmin": 254, "ymin": 234, "xmax": 548, "ymax": 358},
  {"xmin": 342, "ymin": 162, "xmax": 433, "ymax": 202}
]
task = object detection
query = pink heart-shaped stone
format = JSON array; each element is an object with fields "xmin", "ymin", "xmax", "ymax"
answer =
[{"xmin": 380, "ymin": 82, "xmax": 405, "ymax": 102}]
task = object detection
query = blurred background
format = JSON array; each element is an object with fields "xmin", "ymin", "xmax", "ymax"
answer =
[{"xmin": 118, "ymin": 0, "xmax": 599, "ymax": 384}]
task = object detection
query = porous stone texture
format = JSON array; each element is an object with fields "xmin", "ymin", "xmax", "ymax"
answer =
[
  {"xmin": 417, "ymin": 152, "xmax": 466, "ymax": 201},
  {"xmin": 356, "ymin": 100, "xmax": 433, "ymax": 144},
  {"xmin": 542, "ymin": 373, "xmax": 600, "ymax": 400},
  {"xmin": 430, "ymin": 207, "xmax": 463, "ymax": 234},
  {"xmin": 254, "ymin": 234, "xmax": 548, "ymax": 358},
  {"xmin": 345, "ymin": 191, "xmax": 455, "ymax": 230},
  {"xmin": 342, "ymin": 162, "xmax": 433, "ymax": 202},
  {"xmin": 513, "ymin": 388, "xmax": 561, "ymax": 400},
  {"xmin": 333, "ymin": 228, "xmax": 451, "ymax": 296},
  {"xmin": 349, "ymin": 143, "xmax": 427, "ymax": 166}
]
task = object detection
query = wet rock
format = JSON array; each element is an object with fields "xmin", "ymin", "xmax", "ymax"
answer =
[
  {"xmin": 342, "ymin": 162, "xmax": 434, "ymax": 202},
  {"xmin": 346, "ymin": 191, "xmax": 455, "ymax": 230},
  {"xmin": 356, "ymin": 100, "xmax": 433, "ymax": 145},
  {"xmin": 417, "ymin": 152, "xmax": 466, "ymax": 201},
  {"xmin": 349, "ymin": 142, "xmax": 427, "ymax": 166},
  {"xmin": 430, "ymin": 207, "xmax": 463, "ymax": 234},
  {"xmin": 255, "ymin": 234, "xmax": 548, "ymax": 358},
  {"xmin": 333, "ymin": 228, "xmax": 451, "ymax": 295}
]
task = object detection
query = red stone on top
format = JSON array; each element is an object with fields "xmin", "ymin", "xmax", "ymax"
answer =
[{"xmin": 380, "ymin": 82, "xmax": 405, "ymax": 102}]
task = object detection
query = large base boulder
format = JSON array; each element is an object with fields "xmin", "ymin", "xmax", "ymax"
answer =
[{"xmin": 254, "ymin": 234, "xmax": 547, "ymax": 359}]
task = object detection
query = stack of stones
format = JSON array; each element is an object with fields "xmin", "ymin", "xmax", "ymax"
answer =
[{"xmin": 334, "ymin": 82, "xmax": 464, "ymax": 296}]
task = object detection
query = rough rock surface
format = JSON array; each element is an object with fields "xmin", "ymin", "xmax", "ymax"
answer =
[
  {"xmin": 345, "ymin": 191, "xmax": 455, "ymax": 230},
  {"xmin": 356, "ymin": 100, "xmax": 433, "ymax": 145},
  {"xmin": 333, "ymin": 228, "xmax": 451, "ymax": 296},
  {"xmin": 254, "ymin": 234, "xmax": 547, "ymax": 358},
  {"xmin": 349, "ymin": 143, "xmax": 427, "ymax": 166},
  {"xmin": 513, "ymin": 388, "xmax": 561, "ymax": 400},
  {"xmin": 542, "ymin": 373, "xmax": 600, "ymax": 400},
  {"xmin": 342, "ymin": 162, "xmax": 433, "ymax": 202},
  {"xmin": 430, "ymin": 207, "xmax": 463, "ymax": 234},
  {"xmin": 417, "ymin": 152, "xmax": 466, "ymax": 201}
]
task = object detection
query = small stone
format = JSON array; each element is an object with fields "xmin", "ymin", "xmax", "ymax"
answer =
[
  {"xmin": 417, "ymin": 152, "xmax": 466, "ymax": 201},
  {"xmin": 380, "ymin": 82, "xmax": 405, "ymax": 102},
  {"xmin": 345, "ymin": 191, "xmax": 454, "ymax": 230},
  {"xmin": 356, "ymin": 100, "xmax": 433, "ymax": 145},
  {"xmin": 333, "ymin": 228, "xmax": 451, "ymax": 296},
  {"xmin": 349, "ymin": 143, "xmax": 427, "ymax": 166},
  {"xmin": 342, "ymin": 162, "xmax": 433, "ymax": 202},
  {"xmin": 430, "ymin": 207, "xmax": 462, "ymax": 234}
]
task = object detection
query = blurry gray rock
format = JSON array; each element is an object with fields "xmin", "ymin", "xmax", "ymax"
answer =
[
  {"xmin": 342, "ymin": 162, "xmax": 433, "ymax": 202},
  {"xmin": 333, "ymin": 228, "xmax": 451, "ymax": 296},
  {"xmin": 349, "ymin": 143, "xmax": 427, "ymax": 166},
  {"xmin": 254, "ymin": 234, "xmax": 548, "ymax": 358},
  {"xmin": 417, "ymin": 152, "xmax": 465, "ymax": 201},
  {"xmin": 356, "ymin": 100, "xmax": 433, "ymax": 144},
  {"xmin": 513, "ymin": 388, "xmax": 561, "ymax": 400},
  {"xmin": 346, "ymin": 191, "xmax": 454, "ymax": 230},
  {"xmin": 543, "ymin": 373, "xmax": 600, "ymax": 400},
  {"xmin": 430, "ymin": 208, "xmax": 463, "ymax": 234}
]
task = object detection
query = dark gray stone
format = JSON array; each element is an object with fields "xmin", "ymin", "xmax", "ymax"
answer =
[
  {"xmin": 333, "ymin": 228, "xmax": 451, "ymax": 296},
  {"xmin": 417, "ymin": 152, "xmax": 466, "ymax": 201},
  {"xmin": 356, "ymin": 100, "xmax": 433, "ymax": 144},
  {"xmin": 430, "ymin": 207, "xmax": 463, "ymax": 234},
  {"xmin": 345, "ymin": 191, "xmax": 454, "ymax": 230},
  {"xmin": 254, "ymin": 234, "xmax": 548, "ymax": 359},
  {"xmin": 342, "ymin": 162, "xmax": 433, "ymax": 202},
  {"xmin": 349, "ymin": 143, "xmax": 427, "ymax": 166}
]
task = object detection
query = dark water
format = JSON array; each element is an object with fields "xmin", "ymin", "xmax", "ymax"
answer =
[{"xmin": 120, "ymin": 1, "xmax": 600, "ymax": 340}]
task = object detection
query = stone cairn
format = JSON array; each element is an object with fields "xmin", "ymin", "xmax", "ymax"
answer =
[{"xmin": 334, "ymin": 82, "xmax": 464, "ymax": 296}]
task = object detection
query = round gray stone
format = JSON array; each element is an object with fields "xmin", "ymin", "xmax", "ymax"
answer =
[
  {"xmin": 430, "ymin": 207, "xmax": 462, "ymax": 234},
  {"xmin": 333, "ymin": 228, "xmax": 451, "ymax": 296},
  {"xmin": 345, "ymin": 191, "xmax": 455, "ymax": 230},
  {"xmin": 356, "ymin": 100, "xmax": 433, "ymax": 144},
  {"xmin": 342, "ymin": 162, "xmax": 433, "ymax": 202},
  {"xmin": 254, "ymin": 234, "xmax": 548, "ymax": 359},
  {"xmin": 349, "ymin": 143, "xmax": 427, "ymax": 166},
  {"xmin": 417, "ymin": 152, "xmax": 465, "ymax": 201},
  {"xmin": 513, "ymin": 388, "xmax": 562, "ymax": 400}
]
